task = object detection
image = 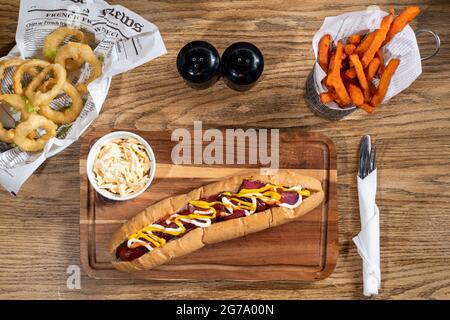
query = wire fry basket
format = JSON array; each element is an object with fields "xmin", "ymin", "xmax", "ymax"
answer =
[{"xmin": 305, "ymin": 29, "xmax": 440, "ymax": 121}]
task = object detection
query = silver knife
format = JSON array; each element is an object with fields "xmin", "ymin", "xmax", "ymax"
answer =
[
  {"xmin": 358, "ymin": 135, "xmax": 371, "ymax": 179},
  {"xmin": 359, "ymin": 135, "xmax": 378, "ymax": 179}
]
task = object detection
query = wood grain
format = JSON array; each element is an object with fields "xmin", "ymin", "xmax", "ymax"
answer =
[
  {"xmin": 79, "ymin": 130, "xmax": 338, "ymax": 281},
  {"xmin": 0, "ymin": 0, "xmax": 450, "ymax": 299}
]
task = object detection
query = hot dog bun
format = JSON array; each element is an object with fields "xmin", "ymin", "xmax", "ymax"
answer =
[{"xmin": 109, "ymin": 170, "xmax": 324, "ymax": 272}]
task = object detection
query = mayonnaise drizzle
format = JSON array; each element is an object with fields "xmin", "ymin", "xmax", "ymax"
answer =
[
  {"xmin": 127, "ymin": 238, "xmax": 154, "ymax": 251},
  {"xmin": 179, "ymin": 209, "xmax": 214, "ymax": 227},
  {"xmin": 180, "ymin": 217, "xmax": 211, "ymax": 228},
  {"xmin": 279, "ymin": 185, "xmax": 303, "ymax": 209}
]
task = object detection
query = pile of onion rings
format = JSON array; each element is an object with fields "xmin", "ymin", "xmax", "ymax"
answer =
[{"xmin": 0, "ymin": 26, "xmax": 102, "ymax": 152}]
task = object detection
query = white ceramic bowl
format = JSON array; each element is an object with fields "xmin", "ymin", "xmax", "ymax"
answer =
[{"xmin": 86, "ymin": 131, "xmax": 156, "ymax": 201}]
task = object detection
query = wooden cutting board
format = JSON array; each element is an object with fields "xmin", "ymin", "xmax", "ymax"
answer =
[{"xmin": 80, "ymin": 129, "xmax": 338, "ymax": 280}]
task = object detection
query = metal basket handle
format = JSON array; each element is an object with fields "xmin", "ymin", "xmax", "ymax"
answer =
[{"xmin": 415, "ymin": 29, "xmax": 441, "ymax": 61}]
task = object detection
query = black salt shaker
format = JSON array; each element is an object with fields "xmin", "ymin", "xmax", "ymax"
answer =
[
  {"xmin": 221, "ymin": 42, "xmax": 264, "ymax": 91},
  {"xmin": 176, "ymin": 41, "xmax": 220, "ymax": 90}
]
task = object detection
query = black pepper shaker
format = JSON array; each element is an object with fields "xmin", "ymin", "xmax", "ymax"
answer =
[
  {"xmin": 221, "ymin": 42, "xmax": 264, "ymax": 91},
  {"xmin": 176, "ymin": 41, "xmax": 221, "ymax": 90}
]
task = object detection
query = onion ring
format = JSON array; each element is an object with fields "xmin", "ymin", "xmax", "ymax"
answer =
[
  {"xmin": 55, "ymin": 42, "xmax": 102, "ymax": 93},
  {"xmin": 13, "ymin": 59, "xmax": 50, "ymax": 95},
  {"xmin": 25, "ymin": 63, "xmax": 67, "ymax": 107},
  {"xmin": 38, "ymin": 81, "xmax": 83, "ymax": 124},
  {"xmin": 0, "ymin": 94, "xmax": 38, "ymax": 143},
  {"xmin": 0, "ymin": 59, "xmax": 25, "ymax": 94},
  {"xmin": 0, "ymin": 94, "xmax": 34, "ymax": 121},
  {"xmin": 0, "ymin": 58, "xmax": 24, "ymax": 79},
  {"xmin": 43, "ymin": 27, "xmax": 85, "ymax": 62},
  {"xmin": 13, "ymin": 114, "xmax": 57, "ymax": 152}
]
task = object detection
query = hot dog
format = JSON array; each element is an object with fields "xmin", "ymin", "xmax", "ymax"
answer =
[{"xmin": 109, "ymin": 171, "xmax": 324, "ymax": 272}]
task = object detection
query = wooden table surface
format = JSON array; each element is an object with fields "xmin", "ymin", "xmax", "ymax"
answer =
[{"xmin": 0, "ymin": 0, "xmax": 449, "ymax": 300}]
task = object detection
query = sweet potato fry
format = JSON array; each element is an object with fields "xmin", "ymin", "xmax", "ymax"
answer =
[
  {"xmin": 318, "ymin": 34, "xmax": 331, "ymax": 72},
  {"xmin": 355, "ymin": 31, "xmax": 376, "ymax": 56},
  {"xmin": 347, "ymin": 83, "xmax": 364, "ymax": 106},
  {"xmin": 344, "ymin": 43, "xmax": 356, "ymax": 55},
  {"xmin": 331, "ymin": 91, "xmax": 344, "ymax": 107},
  {"xmin": 348, "ymin": 34, "xmax": 361, "ymax": 45},
  {"xmin": 361, "ymin": 13, "xmax": 394, "ymax": 68},
  {"xmin": 320, "ymin": 92, "xmax": 334, "ymax": 104},
  {"xmin": 326, "ymin": 43, "xmax": 343, "ymax": 87},
  {"xmin": 333, "ymin": 79, "xmax": 351, "ymax": 106},
  {"xmin": 384, "ymin": 6, "xmax": 421, "ymax": 44},
  {"xmin": 370, "ymin": 58, "xmax": 400, "ymax": 107},
  {"xmin": 349, "ymin": 54, "xmax": 370, "ymax": 102},
  {"xmin": 327, "ymin": 41, "xmax": 352, "ymax": 105},
  {"xmin": 342, "ymin": 72, "xmax": 352, "ymax": 82},
  {"xmin": 322, "ymin": 76, "xmax": 336, "ymax": 98},
  {"xmin": 365, "ymin": 57, "xmax": 381, "ymax": 83},
  {"xmin": 329, "ymin": 43, "xmax": 344, "ymax": 75},
  {"xmin": 344, "ymin": 68, "xmax": 356, "ymax": 79},
  {"xmin": 358, "ymin": 103, "xmax": 375, "ymax": 113}
]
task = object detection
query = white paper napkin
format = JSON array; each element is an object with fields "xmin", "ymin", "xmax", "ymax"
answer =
[{"xmin": 353, "ymin": 169, "xmax": 380, "ymax": 296}]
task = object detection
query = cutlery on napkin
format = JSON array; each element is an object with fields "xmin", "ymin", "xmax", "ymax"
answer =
[{"xmin": 353, "ymin": 135, "xmax": 380, "ymax": 296}]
